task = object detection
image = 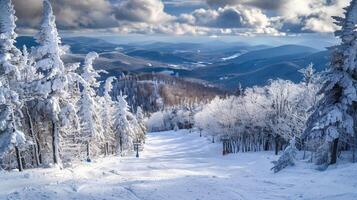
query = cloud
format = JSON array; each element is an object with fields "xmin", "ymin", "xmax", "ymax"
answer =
[
  {"xmin": 179, "ymin": 5, "xmax": 281, "ymax": 35},
  {"xmin": 205, "ymin": 0, "xmax": 350, "ymax": 33},
  {"xmin": 277, "ymin": 0, "xmax": 349, "ymax": 33},
  {"xmin": 114, "ymin": 0, "xmax": 174, "ymax": 23},
  {"xmin": 12, "ymin": 0, "xmax": 350, "ymax": 36},
  {"xmin": 13, "ymin": 0, "xmax": 117, "ymax": 29}
]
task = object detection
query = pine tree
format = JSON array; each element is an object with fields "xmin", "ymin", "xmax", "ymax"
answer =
[
  {"xmin": 78, "ymin": 52, "xmax": 103, "ymax": 161},
  {"xmin": 0, "ymin": 0, "xmax": 27, "ymax": 171},
  {"xmin": 100, "ymin": 77, "xmax": 116, "ymax": 155},
  {"xmin": 305, "ymin": 0, "xmax": 357, "ymax": 166},
  {"xmin": 299, "ymin": 63, "xmax": 315, "ymax": 86},
  {"xmin": 136, "ymin": 106, "xmax": 146, "ymax": 138},
  {"xmin": 114, "ymin": 93, "xmax": 135, "ymax": 155},
  {"xmin": 271, "ymin": 138, "xmax": 298, "ymax": 173},
  {"xmin": 31, "ymin": 0, "xmax": 77, "ymax": 165}
]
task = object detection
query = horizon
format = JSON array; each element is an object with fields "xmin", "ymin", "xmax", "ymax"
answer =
[
  {"xmin": 13, "ymin": 0, "xmax": 348, "ymax": 50},
  {"xmin": 18, "ymin": 33, "xmax": 339, "ymax": 50}
]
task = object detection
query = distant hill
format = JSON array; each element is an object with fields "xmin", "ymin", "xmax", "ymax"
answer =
[
  {"xmin": 16, "ymin": 36, "xmax": 330, "ymax": 91},
  {"xmin": 126, "ymin": 49, "xmax": 194, "ymax": 64},
  {"xmin": 227, "ymin": 45, "xmax": 319, "ymax": 64},
  {"xmin": 16, "ymin": 36, "xmax": 119, "ymax": 54},
  {"xmin": 112, "ymin": 73, "xmax": 226, "ymax": 112}
]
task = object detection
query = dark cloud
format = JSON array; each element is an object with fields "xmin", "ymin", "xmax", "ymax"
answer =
[{"xmin": 13, "ymin": 0, "xmax": 117, "ymax": 29}]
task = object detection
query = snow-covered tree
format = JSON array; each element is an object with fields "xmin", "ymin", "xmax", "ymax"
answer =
[
  {"xmin": 78, "ymin": 52, "xmax": 103, "ymax": 161},
  {"xmin": 271, "ymin": 138, "xmax": 298, "ymax": 173},
  {"xmin": 114, "ymin": 93, "xmax": 135, "ymax": 155},
  {"xmin": 0, "ymin": 79, "xmax": 26, "ymax": 171},
  {"xmin": 266, "ymin": 80, "xmax": 304, "ymax": 154},
  {"xmin": 0, "ymin": 0, "xmax": 29, "ymax": 171},
  {"xmin": 304, "ymin": 0, "xmax": 357, "ymax": 166},
  {"xmin": 100, "ymin": 77, "xmax": 116, "ymax": 155},
  {"xmin": 30, "ymin": 0, "xmax": 77, "ymax": 165},
  {"xmin": 136, "ymin": 106, "xmax": 147, "ymax": 139},
  {"xmin": 299, "ymin": 63, "xmax": 316, "ymax": 86}
]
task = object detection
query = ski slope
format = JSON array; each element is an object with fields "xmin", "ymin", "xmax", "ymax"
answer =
[{"xmin": 1, "ymin": 130, "xmax": 357, "ymax": 200}]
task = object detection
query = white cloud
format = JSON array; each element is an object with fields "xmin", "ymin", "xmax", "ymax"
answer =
[
  {"xmin": 205, "ymin": 0, "xmax": 350, "ymax": 33},
  {"xmin": 278, "ymin": 0, "xmax": 349, "ymax": 33},
  {"xmin": 179, "ymin": 5, "xmax": 282, "ymax": 35},
  {"xmin": 12, "ymin": 0, "xmax": 351, "ymax": 36},
  {"xmin": 114, "ymin": 0, "xmax": 174, "ymax": 23}
]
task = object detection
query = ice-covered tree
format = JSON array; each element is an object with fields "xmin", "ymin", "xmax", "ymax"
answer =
[
  {"xmin": 114, "ymin": 93, "xmax": 135, "ymax": 155},
  {"xmin": 0, "ymin": 0, "xmax": 29, "ymax": 171},
  {"xmin": 0, "ymin": 79, "xmax": 26, "ymax": 171},
  {"xmin": 136, "ymin": 106, "xmax": 147, "ymax": 138},
  {"xmin": 100, "ymin": 77, "xmax": 116, "ymax": 155},
  {"xmin": 265, "ymin": 80, "xmax": 304, "ymax": 154},
  {"xmin": 78, "ymin": 52, "xmax": 103, "ymax": 161},
  {"xmin": 304, "ymin": 0, "xmax": 357, "ymax": 166},
  {"xmin": 271, "ymin": 138, "xmax": 298, "ymax": 173},
  {"xmin": 30, "ymin": 0, "xmax": 77, "ymax": 165},
  {"xmin": 299, "ymin": 63, "xmax": 316, "ymax": 86}
]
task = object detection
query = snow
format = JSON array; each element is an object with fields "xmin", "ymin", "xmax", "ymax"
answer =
[
  {"xmin": 1, "ymin": 130, "xmax": 357, "ymax": 200},
  {"xmin": 221, "ymin": 53, "xmax": 242, "ymax": 61}
]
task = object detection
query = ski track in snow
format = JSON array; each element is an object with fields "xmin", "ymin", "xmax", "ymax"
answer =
[{"xmin": 1, "ymin": 129, "xmax": 357, "ymax": 200}]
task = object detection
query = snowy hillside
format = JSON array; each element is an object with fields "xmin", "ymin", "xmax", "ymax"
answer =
[
  {"xmin": 1, "ymin": 0, "xmax": 357, "ymax": 200},
  {"xmin": 1, "ymin": 130, "xmax": 356, "ymax": 200}
]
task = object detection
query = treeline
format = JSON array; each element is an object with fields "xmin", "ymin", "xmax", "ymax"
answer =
[
  {"xmin": 0, "ymin": 0, "xmax": 146, "ymax": 171},
  {"xmin": 194, "ymin": 73, "xmax": 319, "ymax": 155},
  {"xmin": 147, "ymin": 0, "xmax": 357, "ymax": 170},
  {"xmin": 113, "ymin": 73, "xmax": 225, "ymax": 113},
  {"xmin": 148, "ymin": 65, "xmax": 319, "ymax": 153}
]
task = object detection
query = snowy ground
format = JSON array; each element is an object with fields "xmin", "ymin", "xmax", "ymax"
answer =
[{"xmin": 1, "ymin": 130, "xmax": 357, "ymax": 200}]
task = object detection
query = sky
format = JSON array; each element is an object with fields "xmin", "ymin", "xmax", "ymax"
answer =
[{"xmin": 13, "ymin": 0, "xmax": 350, "ymax": 46}]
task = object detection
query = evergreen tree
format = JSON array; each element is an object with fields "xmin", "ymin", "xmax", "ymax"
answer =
[
  {"xmin": 78, "ymin": 52, "xmax": 103, "ymax": 161},
  {"xmin": 0, "ymin": 0, "xmax": 27, "ymax": 171},
  {"xmin": 114, "ymin": 93, "xmax": 135, "ymax": 155},
  {"xmin": 31, "ymin": 0, "xmax": 78, "ymax": 165},
  {"xmin": 271, "ymin": 138, "xmax": 298, "ymax": 173},
  {"xmin": 305, "ymin": 0, "xmax": 357, "ymax": 166},
  {"xmin": 100, "ymin": 77, "xmax": 116, "ymax": 156},
  {"xmin": 299, "ymin": 63, "xmax": 315, "ymax": 86}
]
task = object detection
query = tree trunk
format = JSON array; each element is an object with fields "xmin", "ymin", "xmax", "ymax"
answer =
[
  {"xmin": 15, "ymin": 146, "xmax": 23, "ymax": 172},
  {"xmin": 26, "ymin": 106, "xmax": 40, "ymax": 166},
  {"xmin": 330, "ymin": 138, "xmax": 339, "ymax": 165},
  {"xmin": 52, "ymin": 121, "xmax": 59, "ymax": 164},
  {"xmin": 105, "ymin": 142, "xmax": 109, "ymax": 156},
  {"xmin": 119, "ymin": 136, "xmax": 123, "ymax": 156},
  {"xmin": 274, "ymin": 136, "xmax": 279, "ymax": 155},
  {"xmin": 86, "ymin": 141, "xmax": 91, "ymax": 162}
]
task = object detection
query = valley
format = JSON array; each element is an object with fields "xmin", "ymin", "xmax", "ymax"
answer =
[{"xmin": 16, "ymin": 36, "xmax": 330, "ymax": 91}]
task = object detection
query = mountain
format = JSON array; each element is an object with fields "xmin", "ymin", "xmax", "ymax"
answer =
[
  {"xmin": 16, "ymin": 36, "xmax": 329, "ymax": 91},
  {"xmin": 185, "ymin": 50, "xmax": 330, "ymax": 90},
  {"xmin": 16, "ymin": 36, "xmax": 119, "ymax": 54},
  {"xmin": 126, "ymin": 49, "xmax": 195, "ymax": 64},
  {"xmin": 226, "ymin": 45, "xmax": 319, "ymax": 64}
]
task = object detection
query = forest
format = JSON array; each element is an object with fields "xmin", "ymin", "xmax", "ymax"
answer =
[
  {"xmin": 0, "ymin": 0, "xmax": 356, "ymax": 184},
  {"xmin": 0, "ymin": 0, "xmax": 146, "ymax": 171}
]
